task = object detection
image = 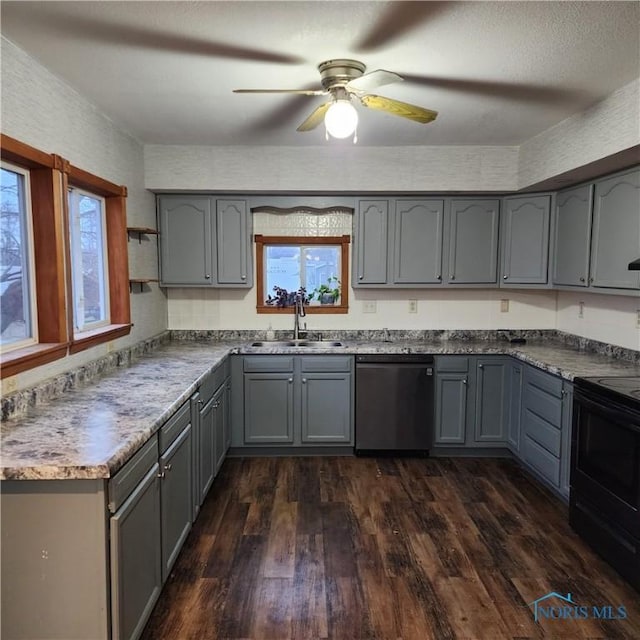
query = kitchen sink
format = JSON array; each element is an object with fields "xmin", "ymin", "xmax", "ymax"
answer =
[{"xmin": 250, "ymin": 340, "xmax": 344, "ymax": 348}]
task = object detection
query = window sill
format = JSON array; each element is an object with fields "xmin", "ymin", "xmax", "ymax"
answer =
[
  {"xmin": 257, "ymin": 305, "xmax": 348, "ymax": 314},
  {"xmin": 69, "ymin": 323, "xmax": 132, "ymax": 354},
  {"xmin": 0, "ymin": 343, "xmax": 69, "ymax": 379}
]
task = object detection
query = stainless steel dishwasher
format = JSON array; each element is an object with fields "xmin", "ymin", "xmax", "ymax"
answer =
[{"xmin": 355, "ymin": 354, "xmax": 435, "ymax": 455}]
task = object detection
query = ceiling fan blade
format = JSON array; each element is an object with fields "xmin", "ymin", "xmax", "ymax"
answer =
[
  {"xmin": 233, "ymin": 89, "xmax": 327, "ymax": 96},
  {"xmin": 346, "ymin": 69, "xmax": 403, "ymax": 93},
  {"xmin": 359, "ymin": 94, "xmax": 438, "ymax": 124},
  {"xmin": 297, "ymin": 102, "xmax": 331, "ymax": 132},
  {"xmin": 32, "ymin": 13, "xmax": 304, "ymax": 64},
  {"xmin": 399, "ymin": 74, "xmax": 593, "ymax": 105},
  {"xmin": 354, "ymin": 1, "xmax": 452, "ymax": 52}
]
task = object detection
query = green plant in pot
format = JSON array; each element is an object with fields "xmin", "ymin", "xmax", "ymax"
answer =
[{"xmin": 311, "ymin": 276, "xmax": 340, "ymax": 304}]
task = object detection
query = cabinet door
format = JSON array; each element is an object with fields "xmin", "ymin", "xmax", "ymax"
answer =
[
  {"xmin": 198, "ymin": 396, "xmax": 216, "ymax": 504},
  {"xmin": 213, "ymin": 384, "xmax": 226, "ymax": 474},
  {"xmin": 216, "ymin": 199, "xmax": 251, "ymax": 286},
  {"xmin": 190, "ymin": 393, "xmax": 201, "ymax": 521},
  {"xmin": 110, "ymin": 465, "xmax": 162, "ymax": 640},
  {"xmin": 244, "ymin": 373, "xmax": 294, "ymax": 443},
  {"xmin": 434, "ymin": 373, "xmax": 468, "ymax": 444},
  {"xmin": 507, "ymin": 361, "xmax": 523, "ymax": 452},
  {"xmin": 160, "ymin": 424, "xmax": 192, "ymax": 582},
  {"xmin": 448, "ymin": 199, "xmax": 499, "ymax": 284},
  {"xmin": 393, "ymin": 199, "xmax": 444, "ymax": 283},
  {"xmin": 301, "ymin": 372, "xmax": 352, "ymax": 443},
  {"xmin": 591, "ymin": 168, "xmax": 640, "ymax": 289},
  {"xmin": 501, "ymin": 195, "xmax": 551, "ymax": 284},
  {"xmin": 552, "ymin": 185, "xmax": 592, "ymax": 286},
  {"xmin": 474, "ymin": 359, "xmax": 508, "ymax": 443},
  {"xmin": 158, "ymin": 195, "xmax": 213, "ymax": 285},
  {"xmin": 560, "ymin": 383, "xmax": 573, "ymax": 500},
  {"xmin": 224, "ymin": 379, "xmax": 232, "ymax": 454},
  {"xmin": 354, "ymin": 200, "xmax": 389, "ymax": 284}
]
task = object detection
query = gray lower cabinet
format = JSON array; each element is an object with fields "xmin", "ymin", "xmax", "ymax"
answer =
[
  {"xmin": 474, "ymin": 358, "xmax": 508, "ymax": 443},
  {"xmin": 447, "ymin": 198, "xmax": 500, "ymax": 284},
  {"xmin": 110, "ymin": 462, "xmax": 162, "ymax": 640},
  {"xmin": 519, "ymin": 364, "xmax": 572, "ymax": 499},
  {"xmin": 552, "ymin": 184, "xmax": 593, "ymax": 286},
  {"xmin": 393, "ymin": 199, "xmax": 444, "ymax": 284},
  {"xmin": 590, "ymin": 167, "xmax": 640, "ymax": 290},
  {"xmin": 434, "ymin": 371, "xmax": 468, "ymax": 444},
  {"xmin": 198, "ymin": 393, "xmax": 216, "ymax": 501},
  {"xmin": 507, "ymin": 361, "xmax": 523, "ymax": 452},
  {"xmin": 501, "ymin": 194, "xmax": 551, "ymax": 284},
  {"xmin": 158, "ymin": 195, "xmax": 252, "ymax": 288},
  {"xmin": 241, "ymin": 355, "xmax": 353, "ymax": 446}
]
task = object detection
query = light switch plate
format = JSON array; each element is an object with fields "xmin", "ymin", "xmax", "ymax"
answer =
[
  {"xmin": 500, "ymin": 299, "xmax": 509, "ymax": 313},
  {"xmin": 363, "ymin": 300, "xmax": 377, "ymax": 313},
  {"xmin": 578, "ymin": 301, "xmax": 585, "ymax": 318},
  {"xmin": 408, "ymin": 299, "xmax": 417, "ymax": 313}
]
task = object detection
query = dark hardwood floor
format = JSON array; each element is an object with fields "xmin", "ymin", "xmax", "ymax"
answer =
[{"xmin": 141, "ymin": 457, "xmax": 640, "ymax": 639}]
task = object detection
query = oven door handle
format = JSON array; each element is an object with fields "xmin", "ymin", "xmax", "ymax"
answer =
[{"xmin": 575, "ymin": 391, "xmax": 640, "ymax": 435}]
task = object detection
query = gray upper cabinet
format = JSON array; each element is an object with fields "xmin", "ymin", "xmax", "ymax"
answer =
[
  {"xmin": 448, "ymin": 198, "xmax": 499, "ymax": 284},
  {"xmin": 393, "ymin": 199, "xmax": 444, "ymax": 284},
  {"xmin": 216, "ymin": 199, "xmax": 252, "ymax": 286},
  {"xmin": 501, "ymin": 194, "xmax": 551, "ymax": 284},
  {"xmin": 158, "ymin": 195, "xmax": 213, "ymax": 286},
  {"xmin": 158, "ymin": 195, "xmax": 252, "ymax": 288},
  {"xmin": 552, "ymin": 184, "xmax": 593, "ymax": 286},
  {"xmin": 590, "ymin": 167, "xmax": 640, "ymax": 290},
  {"xmin": 354, "ymin": 200, "xmax": 389, "ymax": 284}
]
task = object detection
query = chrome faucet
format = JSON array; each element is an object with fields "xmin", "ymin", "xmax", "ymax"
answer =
[{"xmin": 293, "ymin": 293, "xmax": 306, "ymax": 340}]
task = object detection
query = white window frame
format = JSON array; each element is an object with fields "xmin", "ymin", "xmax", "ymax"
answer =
[
  {"xmin": 68, "ymin": 186, "xmax": 110, "ymax": 333},
  {"xmin": 0, "ymin": 161, "xmax": 38, "ymax": 353}
]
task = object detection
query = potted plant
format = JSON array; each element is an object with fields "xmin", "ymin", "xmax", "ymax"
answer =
[
  {"xmin": 265, "ymin": 286, "xmax": 309, "ymax": 307},
  {"xmin": 311, "ymin": 277, "xmax": 341, "ymax": 304}
]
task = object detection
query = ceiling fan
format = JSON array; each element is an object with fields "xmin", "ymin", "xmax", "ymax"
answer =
[{"xmin": 233, "ymin": 59, "xmax": 438, "ymax": 141}]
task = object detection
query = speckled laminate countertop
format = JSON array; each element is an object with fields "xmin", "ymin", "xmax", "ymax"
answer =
[{"xmin": 2, "ymin": 338, "xmax": 638, "ymax": 481}]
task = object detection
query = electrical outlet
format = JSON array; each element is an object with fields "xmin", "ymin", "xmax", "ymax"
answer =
[
  {"xmin": 4, "ymin": 377, "xmax": 17, "ymax": 393},
  {"xmin": 500, "ymin": 299, "xmax": 509, "ymax": 313},
  {"xmin": 578, "ymin": 301, "xmax": 585, "ymax": 319},
  {"xmin": 363, "ymin": 300, "xmax": 377, "ymax": 313},
  {"xmin": 408, "ymin": 299, "xmax": 417, "ymax": 313},
  {"xmin": 636, "ymin": 309, "xmax": 640, "ymax": 328}
]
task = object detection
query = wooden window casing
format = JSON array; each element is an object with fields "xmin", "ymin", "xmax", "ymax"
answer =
[
  {"xmin": 255, "ymin": 234, "xmax": 350, "ymax": 315},
  {"xmin": 0, "ymin": 133, "xmax": 132, "ymax": 377}
]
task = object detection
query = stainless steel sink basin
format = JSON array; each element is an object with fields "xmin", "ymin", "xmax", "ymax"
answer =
[{"xmin": 250, "ymin": 340, "xmax": 343, "ymax": 348}]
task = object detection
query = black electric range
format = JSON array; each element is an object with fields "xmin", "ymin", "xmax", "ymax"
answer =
[{"xmin": 571, "ymin": 374, "xmax": 640, "ymax": 591}]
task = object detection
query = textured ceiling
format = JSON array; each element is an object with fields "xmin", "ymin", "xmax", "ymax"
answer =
[{"xmin": 1, "ymin": 1, "xmax": 639, "ymax": 147}]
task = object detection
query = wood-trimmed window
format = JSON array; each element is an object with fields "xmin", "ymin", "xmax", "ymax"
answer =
[
  {"xmin": 0, "ymin": 133, "xmax": 131, "ymax": 377},
  {"xmin": 255, "ymin": 234, "xmax": 350, "ymax": 314}
]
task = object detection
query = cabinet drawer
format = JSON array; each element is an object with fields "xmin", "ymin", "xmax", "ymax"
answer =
[
  {"xmin": 243, "ymin": 356, "xmax": 294, "ymax": 372},
  {"xmin": 200, "ymin": 362, "xmax": 228, "ymax": 403},
  {"xmin": 160, "ymin": 401, "xmax": 191, "ymax": 454},
  {"xmin": 522, "ymin": 435, "xmax": 560, "ymax": 486},
  {"xmin": 525, "ymin": 366, "xmax": 563, "ymax": 398},
  {"xmin": 300, "ymin": 356, "xmax": 353, "ymax": 372},
  {"xmin": 109, "ymin": 435, "xmax": 158, "ymax": 512},
  {"xmin": 436, "ymin": 356, "xmax": 469, "ymax": 372},
  {"xmin": 523, "ymin": 383, "xmax": 563, "ymax": 427},
  {"xmin": 523, "ymin": 408, "xmax": 561, "ymax": 457}
]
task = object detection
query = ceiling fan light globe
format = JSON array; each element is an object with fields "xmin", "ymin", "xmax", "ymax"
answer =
[{"xmin": 324, "ymin": 100, "xmax": 358, "ymax": 139}]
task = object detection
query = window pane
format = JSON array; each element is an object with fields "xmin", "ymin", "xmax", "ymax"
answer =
[
  {"xmin": 265, "ymin": 245, "xmax": 302, "ymax": 296},
  {"xmin": 0, "ymin": 166, "xmax": 33, "ymax": 347},
  {"xmin": 69, "ymin": 190, "xmax": 109, "ymax": 330},
  {"xmin": 303, "ymin": 246, "xmax": 340, "ymax": 295}
]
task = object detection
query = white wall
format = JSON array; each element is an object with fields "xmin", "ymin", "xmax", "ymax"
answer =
[
  {"xmin": 556, "ymin": 291, "xmax": 640, "ymax": 351},
  {"xmin": 145, "ymin": 144, "xmax": 519, "ymax": 193},
  {"xmin": 1, "ymin": 37, "xmax": 167, "ymax": 393},
  {"xmin": 518, "ymin": 78, "xmax": 640, "ymax": 188}
]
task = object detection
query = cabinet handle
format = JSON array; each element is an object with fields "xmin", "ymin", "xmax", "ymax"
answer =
[
  {"xmin": 197, "ymin": 399, "xmax": 204, "ymax": 406},
  {"xmin": 241, "ymin": 275, "xmax": 246, "ymax": 280},
  {"xmin": 302, "ymin": 378, "xmax": 307, "ymax": 384},
  {"xmin": 580, "ymin": 277, "xmax": 585, "ymax": 282},
  {"xmin": 450, "ymin": 274, "xmax": 455, "ymax": 280},
  {"xmin": 503, "ymin": 275, "xmax": 508, "ymax": 280},
  {"xmin": 164, "ymin": 463, "xmax": 172, "ymax": 472},
  {"xmin": 589, "ymin": 277, "xmax": 594, "ymax": 283},
  {"xmin": 288, "ymin": 377, "xmax": 293, "ymax": 383},
  {"xmin": 205, "ymin": 274, "xmax": 211, "ymax": 279},
  {"xmin": 157, "ymin": 471, "xmax": 166, "ymax": 479},
  {"xmin": 463, "ymin": 378, "xmax": 468, "ymax": 385},
  {"xmin": 478, "ymin": 364, "xmax": 484, "ymax": 369},
  {"xmin": 359, "ymin": 275, "xmax": 363, "ymax": 280}
]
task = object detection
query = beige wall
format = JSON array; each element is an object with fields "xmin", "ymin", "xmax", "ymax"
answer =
[{"xmin": 1, "ymin": 37, "xmax": 167, "ymax": 393}]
